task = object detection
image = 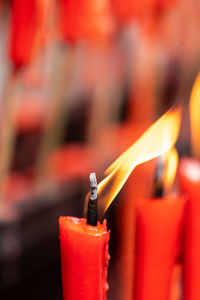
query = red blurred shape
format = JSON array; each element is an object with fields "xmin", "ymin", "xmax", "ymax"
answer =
[
  {"xmin": 111, "ymin": 0, "xmax": 176, "ymax": 24},
  {"xmin": 178, "ymin": 157, "xmax": 200, "ymax": 300},
  {"xmin": 47, "ymin": 144, "xmax": 97, "ymax": 181},
  {"xmin": 16, "ymin": 99, "xmax": 46, "ymax": 133},
  {"xmin": 58, "ymin": 0, "xmax": 114, "ymax": 44},
  {"xmin": 9, "ymin": 0, "xmax": 39, "ymax": 69}
]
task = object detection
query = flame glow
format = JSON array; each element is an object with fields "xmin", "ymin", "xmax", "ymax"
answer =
[
  {"xmin": 97, "ymin": 105, "xmax": 181, "ymax": 213},
  {"xmin": 190, "ymin": 72, "xmax": 200, "ymax": 159},
  {"xmin": 163, "ymin": 147, "xmax": 179, "ymax": 192}
]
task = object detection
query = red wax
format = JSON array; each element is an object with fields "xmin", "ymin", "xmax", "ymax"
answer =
[
  {"xmin": 178, "ymin": 157, "xmax": 200, "ymax": 300},
  {"xmin": 134, "ymin": 196, "xmax": 186, "ymax": 300},
  {"xmin": 59, "ymin": 216, "xmax": 110, "ymax": 300},
  {"xmin": 9, "ymin": 0, "xmax": 39, "ymax": 69}
]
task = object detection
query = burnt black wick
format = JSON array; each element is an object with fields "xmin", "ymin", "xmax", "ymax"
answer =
[{"xmin": 87, "ymin": 172, "xmax": 98, "ymax": 226}]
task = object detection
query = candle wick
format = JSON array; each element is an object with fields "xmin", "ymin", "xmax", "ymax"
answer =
[
  {"xmin": 87, "ymin": 172, "xmax": 98, "ymax": 226},
  {"xmin": 153, "ymin": 156, "xmax": 164, "ymax": 198},
  {"xmin": 89, "ymin": 172, "xmax": 98, "ymax": 200}
]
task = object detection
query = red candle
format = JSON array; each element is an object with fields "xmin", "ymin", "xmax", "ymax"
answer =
[
  {"xmin": 178, "ymin": 157, "xmax": 200, "ymax": 300},
  {"xmin": 59, "ymin": 217, "xmax": 110, "ymax": 300},
  {"xmin": 134, "ymin": 196, "xmax": 186, "ymax": 300},
  {"xmin": 9, "ymin": 0, "xmax": 39, "ymax": 70}
]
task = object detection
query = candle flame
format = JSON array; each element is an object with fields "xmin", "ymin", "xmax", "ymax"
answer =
[
  {"xmin": 190, "ymin": 72, "xmax": 200, "ymax": 160},
  {"xmin": 97, "ymin": 105, "xmax": 181, "ymax": 213},
  {"xmin": 163, "ymin": 147, "xmax": 179, "ymax": 192}
]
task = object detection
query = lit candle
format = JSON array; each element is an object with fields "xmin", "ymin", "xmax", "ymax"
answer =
[
  {"xmin": 178, "ymin": 158, "xmax": 200, "ymax": 300},
  {"xmin": 178, "ymin": 72, "xmax": 200, "ymax": 300},
  {"xmin": 59, "ymin": 105, "xmax": 181, "ymax": 300},
  {"xmin": 59, "ymin": 173, "xmax": 110, "ymax": 300},
  {"xmin": 135, "ymin": 196, "xmax": 186, "ymax": 300},
  {"xmin": 134, "ymin": 150, "xmax": 186, "ymax": 300}
]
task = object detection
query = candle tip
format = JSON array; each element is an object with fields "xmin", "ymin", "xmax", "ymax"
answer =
[
  {"xmin": 89, "ymin": 172, "xmax": 98, "ymax": 201},
  {"xmin": 87, "ymin": 172, "xmax": 98, "ymax": 226}
]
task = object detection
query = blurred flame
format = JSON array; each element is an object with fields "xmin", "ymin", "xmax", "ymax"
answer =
[
  {"xmin": 163, "ymin": 147, "xmax": 179, "ymax": 192},
  {"xmin": 97, "ymin": 105, "xmax": 181, "ymax": 213},
  {"xmin": 190, "ymin": 72, "xmax": 200, "ymax": 159}
]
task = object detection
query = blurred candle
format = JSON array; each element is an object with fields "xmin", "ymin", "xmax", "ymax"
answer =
[
  {"xmin": 134, "ymin": 196, "xmax": 186, "ymax": 300},
  {"xmin": 59, "ymin": 217, "xmax": 110, "ymax": 300},
  {"xmin": 9, "ymin": 0, "xmax": 39, "ymax": 70},
  {"xmin": 178, "ymin": 157, "xmax": 200, "ymax": 300}
]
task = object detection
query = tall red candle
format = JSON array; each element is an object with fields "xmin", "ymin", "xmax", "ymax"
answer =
[
  {"xmin": 178, "ymin": 157, "xmax": 200, "ymax": 300},
  {"xmin": 59, "ymin": 216, "xmax": 110, "ymax": 300},
  {"xmin": 134, "ymin": 196, "xmax": 186, "ymax": 300}
]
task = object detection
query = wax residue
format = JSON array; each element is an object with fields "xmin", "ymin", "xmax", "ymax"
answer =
[{"xmin": 102, "ymin": 223, "xmax": 110, "ymax": 299}]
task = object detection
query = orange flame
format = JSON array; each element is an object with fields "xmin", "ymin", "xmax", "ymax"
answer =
[
  {"xmin": 97, "ymin": 105, "xmax": 181, "ymax": 213},
  {"xmin": 190, "ymin": 72, "xmax": 200, "ymax": 159},
  {"xmin": 163, "ymin": 147, "xmax": 179, "ymax": 192}
]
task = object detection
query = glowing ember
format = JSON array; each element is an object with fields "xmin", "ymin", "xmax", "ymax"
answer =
[
  {"xmin": 190, "ymin": 72, "xmax": 200, "ymax": 160},
  {"xmin": 95, "ymin": 105, "xmax": 181, "ymax": 213}
]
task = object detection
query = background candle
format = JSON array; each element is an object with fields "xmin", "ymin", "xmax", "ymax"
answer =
[
  {"xmin": 9, "ymin": 0, "xmax": 39, "ymax": 70},
  {"xmin": 59, "ymin": 217, "xmax": 110, "ymax": 300},
  {"xmin": 134, "ymin": 196, "xmax": 186, "ymax": 300},
  {"xmin": 178, "ymin": 157, "xmax": 200, "ymax": 300},
  {"xmin": 177, "ymin": 72, "xmax": 200, "ymax": 300}
]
